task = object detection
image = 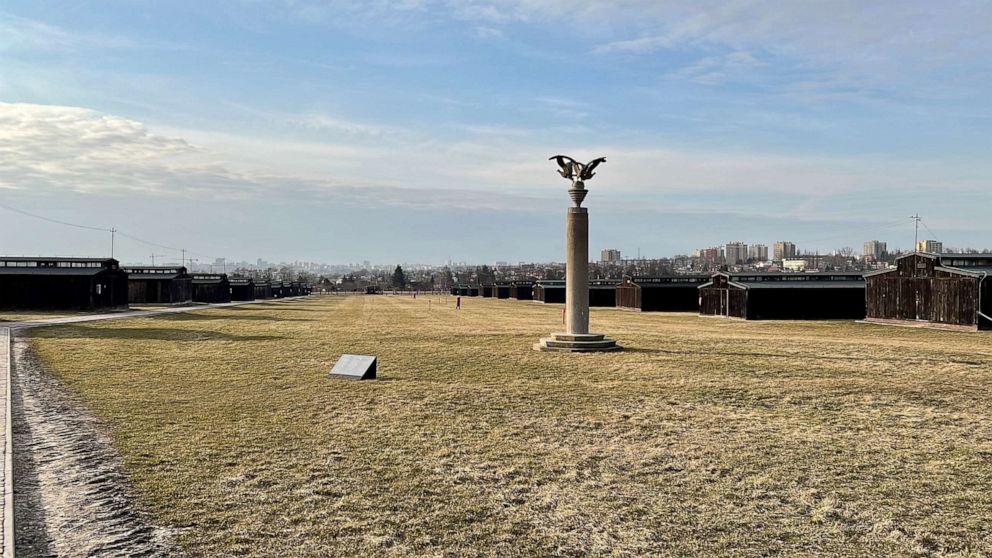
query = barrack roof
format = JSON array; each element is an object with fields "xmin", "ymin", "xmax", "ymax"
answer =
[
  {"xmin": 0, "ymin": 267, "xmax": 106, "ymax": 276},
  {"xmin": 0, "ymin": 256, "xmax": 117, "ymax": 263}
]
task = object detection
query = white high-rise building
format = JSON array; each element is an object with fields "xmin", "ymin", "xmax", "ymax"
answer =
[
  {"xmin": 748, "ymin": 244, "xmax": 769, "ymax": 262},
  {"xmin": 774, "ymin": 241, "xmax": 797, "ymax": 260},
  {"xmin": 601, "ymin": 249, "xmax": 622, "ymax": 262},
  {"xmin": 863, "ymin": 240, "xmax": 887, "ymax": 261},
  {"xmin": 725, "ymin": 242, "xmax": 748, "ymax": 265},
  {"xmin": 917, "ymin": 240, "xmax": 943, "ymax": 254}
]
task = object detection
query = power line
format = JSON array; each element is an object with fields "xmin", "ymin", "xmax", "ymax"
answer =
[
  {"xmin": 790, "ymin": 218, "xmax": 908, "ymax": 248},
  {"xmin": 910, "ymin": 213, "xmax": 921, "ymax": 252},
  {"xmin": 116, "ymin": 232, "xmax": 220, "ymax": 262},
  {"xmin": 0, "ymin": 201, "xmax": 222, "ymax": 263},
  {"xmin": 115, "ymin": 231, "xmax": 182, "ymax": 253},
  {"xmin": 0, "ymin": 202, "xmax": 113, "ymax": 233},
  {"xmin": 919, "ymin": 218, "xmax": 940, "ymax": 242}
]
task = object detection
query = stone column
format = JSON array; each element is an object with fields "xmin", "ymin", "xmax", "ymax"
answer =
[
  {"xmin": 535, "ymin": 178, "xmax": 619, "ymax": 352},
  {"xmin": 565, "ymin": 206, "xmax": 589, "ymax": 334}
]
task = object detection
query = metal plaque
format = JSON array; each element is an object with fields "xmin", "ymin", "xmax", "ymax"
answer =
[{"xmin": 329, "ymin": 354, "xmax": 377, "ymax": 380}]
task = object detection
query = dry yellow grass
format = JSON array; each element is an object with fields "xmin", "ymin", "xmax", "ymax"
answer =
[
  {"xmin": 0, "ymin": 310, "xmax": 84, "ymax": 322},
  {"xmin": 25, "ymin": 295, "xmax": 992, "ymax": 557}
]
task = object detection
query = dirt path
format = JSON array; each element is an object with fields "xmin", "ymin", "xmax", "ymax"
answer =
[{"xmin": 12, "ymin": 339, "xmax": 179, "ymax": 557}]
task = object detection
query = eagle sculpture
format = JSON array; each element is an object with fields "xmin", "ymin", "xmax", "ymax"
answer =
[{"xmin": 549, "ymin": 155, "xmax": 607, "ymax": 182}]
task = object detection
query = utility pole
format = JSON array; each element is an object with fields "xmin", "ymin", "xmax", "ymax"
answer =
[
  {"xmin": 110, "ymin": 228, "xmax": 117, "ymax": 258},
  {"xmin": 181, "ymin": 248, "xmax": 186, "ymax": 269},
  {"xmin": 150, "ymin": 253, "xmax": 166, "ymax": 266},
  {"xmin": 910, "ymin": 213, "xmax": 921, "ymax": 252}
]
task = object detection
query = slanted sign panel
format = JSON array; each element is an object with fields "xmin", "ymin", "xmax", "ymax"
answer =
[{"xmin": 329, "ymin": 354, "xmax": 377, "ymax": 380}]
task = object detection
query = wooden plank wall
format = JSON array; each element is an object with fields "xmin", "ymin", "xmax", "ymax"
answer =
[
  {"xmin": 699, "ymin": 286, "xmax": 747, "ymax": 318},
  {"xmin": 615, "ymin": 283, "xmax": 639, "ymax": 309},
  {"xmin": 866, "ymin": 256, "xmax": 979, "ymax": 327}
]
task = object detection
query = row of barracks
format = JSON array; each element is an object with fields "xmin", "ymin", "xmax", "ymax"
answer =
[
  {"xmin": 449, "ymin": 252, "xmax": 991, "ymax": 331},
  {"xmin": 0, "ymin": 256, "xmax": 311, "ymax": 312}
]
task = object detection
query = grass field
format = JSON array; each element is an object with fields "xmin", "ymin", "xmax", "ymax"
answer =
[
  {"xmin": 0, "ymin": 311, "xmax": 84, "ymax": 322},
  {"xmin": 25, "ymin": 295, "xmax": 992, "ymax": 557}
]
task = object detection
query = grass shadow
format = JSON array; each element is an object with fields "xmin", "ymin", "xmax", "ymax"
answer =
[
  {"xmin": 233, "ymin": 304, "xmax": 325, "ymax": 312},
  {"xmin": 30, "ymin": 327, "xmax": 282, "ymax": 342},
  {"xmin": 621, "ymin": 346, "xmax": 989, "ymax": 366},
  {"xmin": 155, "ymin": 313, "xmax": 314, "ymax": 323}
]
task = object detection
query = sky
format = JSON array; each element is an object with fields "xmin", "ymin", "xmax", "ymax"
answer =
[{"xmin": 1, "ymin": 1, "xmax": 990, "ymax": 265}]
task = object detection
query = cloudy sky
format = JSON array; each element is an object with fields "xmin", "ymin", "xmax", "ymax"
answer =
[{"xmin": 1, "ymin": 1, "xmax": 990, "ymax": 264}]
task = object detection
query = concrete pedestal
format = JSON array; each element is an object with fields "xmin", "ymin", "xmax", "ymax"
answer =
[
  {"xmin": 536, "ymin": 190, "xmax": 619, "ymax": 352},
  {"xmin": 534, "ymin": 332, "xmax": 620, "ymax": 352}
]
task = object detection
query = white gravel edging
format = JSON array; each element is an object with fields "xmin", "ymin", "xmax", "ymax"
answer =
[{"xmin": 1, "ymin": 327, "xmax": 12, "ymax": 558}]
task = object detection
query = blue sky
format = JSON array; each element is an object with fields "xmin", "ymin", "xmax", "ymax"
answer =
[{"xmin": 1, "ymin": 1, "xmax": 990, "ymax": 264}]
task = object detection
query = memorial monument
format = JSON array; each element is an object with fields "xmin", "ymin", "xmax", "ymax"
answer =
[{"xmin": 535, "ymin": 155, "xmax": 620, "ymax": 352}]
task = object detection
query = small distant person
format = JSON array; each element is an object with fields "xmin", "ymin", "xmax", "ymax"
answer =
[
  {"xmin": 456, "ymin": 296, "xmax": 461, "ymax": 310},
  {"xmin": 413, "ymin": 292, "xmax": 417, "ymax": 299}
]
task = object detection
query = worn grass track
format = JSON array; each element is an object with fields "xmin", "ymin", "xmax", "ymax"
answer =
[
  {"xmin": 0, "ymin": 311, "xmax": 82, "ymax": 322},
  {"xmin": 25, "ymin": 295, "xmax": 992, "ymax": 557}
]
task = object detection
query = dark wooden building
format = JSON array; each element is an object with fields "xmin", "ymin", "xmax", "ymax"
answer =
[
  {"xmin": 616, "ymin": 275, "xmax": 711, "ymax": 312},
  {"xmin": 494, "ymin": 282, "xmax": 511, "ymax": 299},
  {"xmin": 254, "ymin": 281, "xmax": 273, "ymax": 299},
  {"xmin": 531, "ymin": 280, "xmax": 617, "ymax": 306},
  {"xmin": 533, "ymin": 280, "xmax": 565, "ymax": 304},
  {"xmin": 229, "ymin": 277, "xmax": 256, "ymax": 301},
  {"xmin": 192, "ymin": 273, "xmax": 231, "ymax": 303},
  {"xmin": 590, "ymin": 280, "xmax": 619, "ymax": 307},
  {"xmin": 293, "ymin": 282, "xmax": 313, "ymax": 296},
  {"xmin": 0, "ymin": 256, "xmax": 129, "ymax": 311},
  {"xmin": 123, "ymin": 266, "xmax": 192, "ymax": 305},
  {"xmin": 509, "ymin": 281, "xmax": 534, "ymax": 301},
  {"xmin": 451, "ymin": 285, "xmax": 478, "ymax": 296},
  {"xmin": 866, "ymin": 253, "xmax": 992, "ymax": 331},
  {"xmin": 700, "ymin": 272, "xmax": 866, "ymax": 320}
]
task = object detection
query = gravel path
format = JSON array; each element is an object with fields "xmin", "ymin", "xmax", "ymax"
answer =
[
  {"xmin": 12, "ymin": 339, "xmax": 179, "ymax": 557},
  {"xmin": 3, "ymin": 298, "xmax": 294, "ymax": 331}
]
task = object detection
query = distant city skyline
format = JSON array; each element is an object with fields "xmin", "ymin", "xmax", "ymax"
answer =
[
  {"xmin": 0, "ymin": 197, "xmax": 971, "ymax": 268},
  {"xmin": 2, "ymin": 2, "xmax": 990, "ymax": 262}
]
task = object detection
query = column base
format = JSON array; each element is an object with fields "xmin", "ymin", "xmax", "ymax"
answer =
[{"xmin": 533, "ymin": 332, "xmax": 621, "ymax": 352}]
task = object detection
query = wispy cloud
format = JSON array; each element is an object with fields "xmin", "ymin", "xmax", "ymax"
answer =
[
  {"xmin": 291, "ymin": 113, "xmax": 398, "ymax": 137},
  {"xmin": 219, "ymin": 101, "xmax": 403, "ymax": 138},
  {"xmin": 0, "ymin": 12, "xmax": 184, "ymax": 54},
  {"xmin": 585, "ymin": 1, "xmax": 992, "ymax": 92},
  {"xmin": 243, "ymin": 1, "xmax": 992, "ymax": 105},
  {"xmin": 0, "ymin": 102, "xmax": 552, "ymax": 210},
  {"xmin": 4, "ymin": 102, "xmax": 988, "ymax": 223},
  {"xmin": 534, "ymin": 97, "xmax": 588, "ymax": 120},
  {"xmin": 0, "ymin": 13, "xmax": 132, "ymax": 53},
  {"xmin": 669, "ymin": 50, "xmax": 766, "ymax": 85},
  {"xmin": 454, "ymin": 124, "xmax": 533, "ymax": 137},
  {"xmin": 594, "ymin": 35, "xmax": 673, "ymax": 55},
  {"xmin": 1, "ymin": 100, "xmax": 988, "ymax": 259},
  {"xmin": 473, "ymin": 26, "xmax": 505, "ymax": 40}
]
